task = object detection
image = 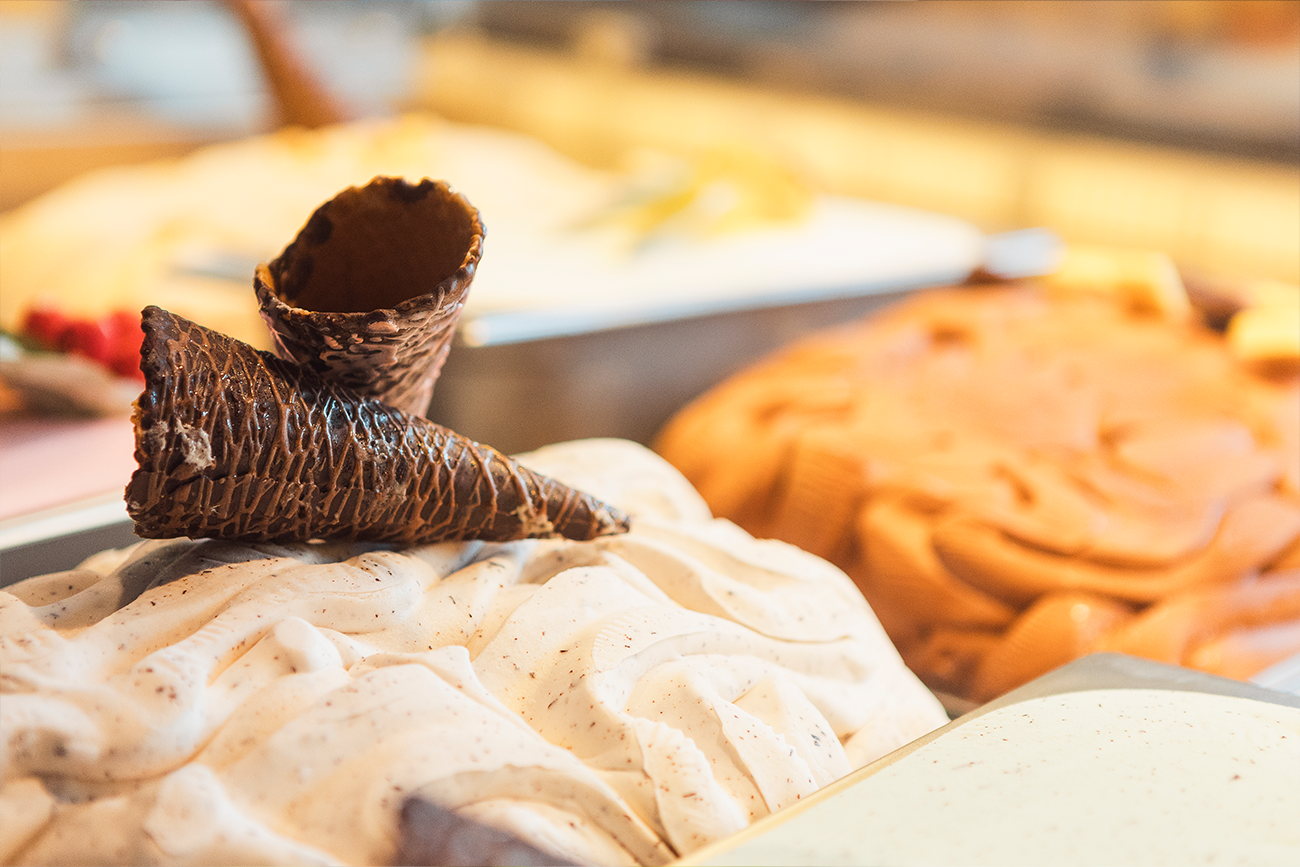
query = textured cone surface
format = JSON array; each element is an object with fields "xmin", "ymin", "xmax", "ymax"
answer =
[
  {"xmin": 255, "ymin": 176, "xmax": 484, "ymax": 417},
  {"xmin": 126, "ymin": 307, "xmax": 629, "ymax": 544}
]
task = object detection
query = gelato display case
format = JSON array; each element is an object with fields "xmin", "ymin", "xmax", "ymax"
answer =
[{"xmin": 1, "ymin": 2, "xmax": 1298, "ymax": 865}]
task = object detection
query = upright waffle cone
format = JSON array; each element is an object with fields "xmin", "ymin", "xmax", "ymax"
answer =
[
  {"xmin": 254, "ymin": 176, "xmax": 484, "ymax": 417},
  {"xmin": 126, "ymin": 307, "xmax": 629, "ymax": 544}
]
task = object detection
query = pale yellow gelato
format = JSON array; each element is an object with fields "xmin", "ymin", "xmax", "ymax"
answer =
[{"xmin": 696, "ymin": 688, "xmax": 1300, "ymax": 866}]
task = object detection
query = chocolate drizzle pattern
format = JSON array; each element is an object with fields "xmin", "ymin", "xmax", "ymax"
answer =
[{"xmin": 126, "ymin": 306, "xmax": 629, "ymax": 544}]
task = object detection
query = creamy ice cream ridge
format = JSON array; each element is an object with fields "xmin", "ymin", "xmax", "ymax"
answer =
[{"xmin": 0, "ymin": 439, "xmax": 948, "ymax": 866}]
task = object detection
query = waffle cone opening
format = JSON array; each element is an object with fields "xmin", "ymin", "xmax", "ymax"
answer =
[{"xmin": 255, "ymin": 176, "xmax": 485, "ymax": 416}]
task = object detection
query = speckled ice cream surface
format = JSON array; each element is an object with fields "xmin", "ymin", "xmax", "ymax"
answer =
[
  {"xmin": 0, "ymin": 439, "xmax": 947, "ymax": 866},
  {"xmin": 698, "ymin": 687, "xmax": 1300, "ymax": 867}
]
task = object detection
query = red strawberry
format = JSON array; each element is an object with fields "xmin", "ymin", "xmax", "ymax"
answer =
[
  {"xmin": 20, "ymin": 307, "xmax": 69, "ymax": 350},
  {"xmin": 60, "ymin": 318, "xmax": 113, "ymax": 364},
  {"xmin": 108, "ymin": 344, "xmax": 145, "ymax": 380},
  {"xmin": 19, "ymin": 305, "xmax": 145, "ymax": 380},
  {"xmin": 102, "ymin": 311, "xmax": 145, "ymax": 380},
  {"xmin": 102, "ymin": 310, "xmax": 140, "ymax": 338}
]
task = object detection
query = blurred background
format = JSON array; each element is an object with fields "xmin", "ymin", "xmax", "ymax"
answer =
[
  {"xmin": 1, "ymin": 0, "xmax": 1298, "ymax": 624},
  {"xmin": 1, "ymin": 0, "xmax": 1298, "ymax": 279}
]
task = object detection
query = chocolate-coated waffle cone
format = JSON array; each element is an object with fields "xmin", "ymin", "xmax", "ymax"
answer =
[
  {"xmin": 126, "ymin": 307, "xmax": 629, "ymax": 544},
  {"xmin": 255, "ymin": 176, "xmax": 484, "ymax": 417}
]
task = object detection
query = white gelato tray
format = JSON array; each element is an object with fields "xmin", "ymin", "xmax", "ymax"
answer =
[{"xmin": 685, "ymin": 652, "xmax": 1300, "ymax": 867}]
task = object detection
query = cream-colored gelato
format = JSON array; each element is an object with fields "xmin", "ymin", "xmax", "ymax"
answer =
[{"xmin": 0, "ymin": 439, "xmax": 946, "ymax": 866}]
